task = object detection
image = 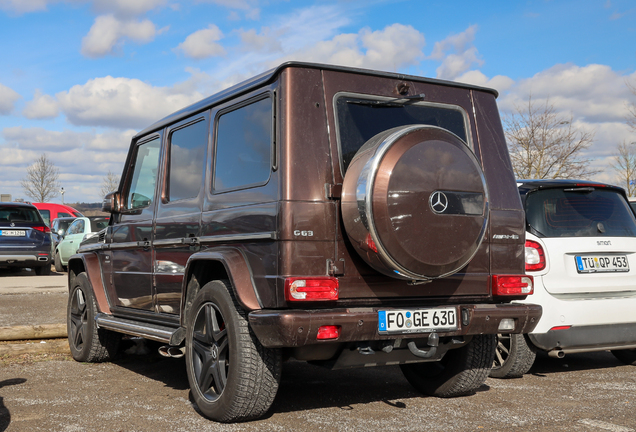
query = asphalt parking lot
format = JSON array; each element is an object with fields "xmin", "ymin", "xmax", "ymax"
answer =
[{"xmin": 1, "ymin": 269, "xmax": 635, "ymax": 432}]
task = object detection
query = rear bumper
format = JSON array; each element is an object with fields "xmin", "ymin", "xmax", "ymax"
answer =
[
  {"xmin": 0, "ymin": 252, "xmax": 50, "ymax": 267},
  {"xmin": 249, "ymin": 303, "xmax": 542, "ymax": 348},
  {"xmin": 529, "ymin": 322, "xmax": 636, "ymax": 352}
]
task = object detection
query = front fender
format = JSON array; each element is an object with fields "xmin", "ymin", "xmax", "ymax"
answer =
[{"xmin": 67, "ymin": 252, "xmax": 111, "ymax": 314}]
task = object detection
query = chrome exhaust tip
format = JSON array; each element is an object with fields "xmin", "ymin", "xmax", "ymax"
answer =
[{"xmin": 548, "ymin": 349, "xmax": 565, "ymax": 359}]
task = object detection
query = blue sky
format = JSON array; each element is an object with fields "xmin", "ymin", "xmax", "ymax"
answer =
[{"xmin": 1, "ymin": 0, "xmax": 635, "ymax": 203}]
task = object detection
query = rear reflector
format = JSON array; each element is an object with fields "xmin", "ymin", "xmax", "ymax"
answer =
[
  {"xmin": 285, "ymin": 277, "xmax": 339, "ymax": 301},
  {"xmin": 33, "ymin": 226, "xmax": 51, "ymax": 233},
  {"xmin": 365, "ymin": 233, "xmax": 378, "ymax": 253},
  {"xmin": 549, "ymin": 325, "xmax": 571, "ymax": 331},
  {"xmin": 317, "ymin": 325, "xmax": 341, "ymax": 340},
  {"xmin": 492, "ymin": 275, "xmax": 534, "ymax": 296},
  {"xmin": 525, "ymin": 240, "xmax": 546, "ymax": 271}
]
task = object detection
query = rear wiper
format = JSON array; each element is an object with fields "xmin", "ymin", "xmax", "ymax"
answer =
[
  {"xmin": 347, "ymin": 93, "xmax": 426, "ymax": 107},
  {"xmin": 563, "ymin": 187, "xmax": 594, "ymax": 193}
]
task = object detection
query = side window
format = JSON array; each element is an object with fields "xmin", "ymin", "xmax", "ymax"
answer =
[
  {"xmin": 126, "ymin": 137, "xmax": 161, "ymax": 210},
  {"xmin": 67, "ymin": 220, "xmax": 81, "ymax": 235},
  {"xmin": 39, "ymin": 210, "xmax": 51, "ymax": 226},
  {"xmin": 214, "ymin": 96, "xmax": 272, "ymax": 192},
  {"xmin": 58, "ymin": 212, "xmax": 72, "ymax": 218},
  {"xmin": 167, "ymin": 119, "xmax": 207, "ymax": 202}
]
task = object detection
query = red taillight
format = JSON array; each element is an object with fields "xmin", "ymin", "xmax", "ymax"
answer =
[
  {"xmin": 317, "ymin": 325, "xmax": 341, "ymax": 340},
  {"xmin": 525, "ymin": 240, "xmax": 546, "ymax": 271},
  {"xmin": 33, "ymin": 226, "xmax": 51, "ymax": 233},
  {"xmin": 285, "ymin": 277, "xmax": 339, "ymax": 301},
  {"xmin": 492, "ymin": 275, "xmax": 534, "ymax": 296}
]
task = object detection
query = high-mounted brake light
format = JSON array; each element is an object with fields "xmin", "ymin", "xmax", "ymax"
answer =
[
  {"xmin": 33, "ymin": 226, "xmax": 51, "ymax": 233},
  {"xmin": 525, "ymin": 240, "xmax": 546, "ymax": 271},
  {"xmin": 492, "ymin": 275, "xmax": 534, "ymax": 296},
  {"xmin": 285, "ymin": 277, "xmax": 339, "ymax": 301}
]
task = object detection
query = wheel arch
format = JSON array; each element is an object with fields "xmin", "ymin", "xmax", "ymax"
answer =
[
  {"xmin": 180, "ymin": 247, "xmax": 262, "ymax": 327},
  {"xmin": 67, "ymin": 253, "xmax": 111, "ymax": 314}
]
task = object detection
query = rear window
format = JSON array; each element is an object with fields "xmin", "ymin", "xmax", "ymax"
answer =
[
  {"xmin": 335, "ymin": 94, "xmax": 469, "ymax": 172},
  {"xmin": 525, "ymin": 188, "xmax": 636, "ymax": 238},
  {"xmin": 0, "ymin": 206, "xmax": 43, "ymax": 223}
]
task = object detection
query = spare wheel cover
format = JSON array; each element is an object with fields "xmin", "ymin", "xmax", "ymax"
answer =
[{"xmin": 341, "ymin": 125, "xmax": 489, "ymax": 280}]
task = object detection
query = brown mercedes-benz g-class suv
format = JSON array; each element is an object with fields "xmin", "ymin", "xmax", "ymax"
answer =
[{"xmin": 67, "ymin": 62, "xmax": 541, "ymax": 423}]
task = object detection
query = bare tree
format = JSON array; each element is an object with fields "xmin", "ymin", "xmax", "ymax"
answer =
[
  {"xmin": 628, "ymin": 80, "xmax": 636, "ymax": 133},
  {"xmin": 21, "ymin": 153, "xmax": 61, "ymax": 202},
  {"xmin": 100, "ymin": 170, "xmax": 120, "ymax": 198},
  {"xmin": 504, "ymin": 96, "xmax": 598, "ymax": 179},
  {"xmin": 612, "ymin": 141, "xmax": 636, "ymax": 197}
]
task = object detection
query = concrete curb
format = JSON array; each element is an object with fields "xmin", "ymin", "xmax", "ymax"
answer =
[
  {"xmin": 0, "ymin": 339, "xmax": 69, "ymax": 357},
  {"xmin": 0, "ymin": 324, "xmax": 67, "ymax": 341}
]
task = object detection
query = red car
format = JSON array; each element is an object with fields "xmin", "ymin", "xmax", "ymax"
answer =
[{"xmin": 32, "ymin": 203, "xmax": 83, "ymax": 226}]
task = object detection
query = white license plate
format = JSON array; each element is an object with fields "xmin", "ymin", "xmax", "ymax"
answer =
[
  {"xmin": 0, "ymin": 230, "xmax": 26, "ymax": 236},
  {"xmin": 575, "ymin": 255, "xmax": 630, "ymax": 273},
  {"xmin": 378, "ymin": 307, "xmax": 458, "ymax": 334}
]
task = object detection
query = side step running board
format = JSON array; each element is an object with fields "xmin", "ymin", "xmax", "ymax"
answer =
[{"xmin": 95, "ymin": 314, "xmax": 185, "ymax": 346}]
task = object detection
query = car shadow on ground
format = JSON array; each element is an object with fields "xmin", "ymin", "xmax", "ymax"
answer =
[
  {"xmin": 0, "ymin": 266, "xmax": 64, "ymax": 277},
  {"xmin": 110, "ymin": 341, "xmax": 491, "ymax": 417},
  {"xmin": 528, "ymin": 350, "xmax": 626, "ymax": 377},
  {"xmin": 0, "ymin": 378, "xmax": 27, "ymax": 432}
]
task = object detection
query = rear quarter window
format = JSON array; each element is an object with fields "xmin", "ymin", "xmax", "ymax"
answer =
[{"xmin": 525, "ymin": 188, "xmax": 636, "ymax": 238}]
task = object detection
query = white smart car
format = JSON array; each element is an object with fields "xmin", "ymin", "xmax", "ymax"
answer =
[{"xmin": 491, "ymin": 179, "xmax": 636, "ymax": 378}]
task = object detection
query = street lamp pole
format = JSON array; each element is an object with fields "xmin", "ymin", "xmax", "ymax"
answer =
[{"xmin": 60, "ymin": 187, "xmax": 65, "ymax": 204}]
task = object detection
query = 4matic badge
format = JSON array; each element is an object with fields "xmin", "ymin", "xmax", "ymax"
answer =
[{"xmin": 429, "ymin": 191, "xmax": 448, "ymax": 214}]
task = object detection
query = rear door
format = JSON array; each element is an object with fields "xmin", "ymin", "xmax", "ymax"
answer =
[
  {"xmin": 526, "ymin": 186, "xmax": 636, "ymax": 295},
  {"xmin": 153, "ymin": 114, "xmax": 208, "ymax": 315}
]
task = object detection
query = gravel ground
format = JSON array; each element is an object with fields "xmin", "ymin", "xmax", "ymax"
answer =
[
  {"xmin": 0, "ymin": 293, "xmax": 67, "ymax": 327},
  {"xmin": 0, "ymin": 349, "xmax": 635, "ymax": 432}
]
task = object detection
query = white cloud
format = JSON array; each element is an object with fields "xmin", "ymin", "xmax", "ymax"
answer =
[
  {"xmin": 0, "ymin": 127, "xmax": 134, "ymax": 202},
  {"xmin": 275, "ymin": 23, "xmax": 425, "ymax": 72},
  {"xmin": 92, "ymin": 0, "xmax": 167, "ymax": 18},
  {"xmin": 239, "ymin": 28, "xmax": 282, "ymax": 53},
  {"xmin": 197, "ymin": 0, "xmax": 260, "ymax": 20},
  {"xmin": 22, "ymin": 89, "xmax": 60, "ymax": 119},
  {"xmin": 430, "ymin": 25, "xmax": 483, "ymax": 80},
  {"xmin": 455, "ymin": 70, "xmax": 515, "ymax": 94},
  {"xmin": 499, "ymin": 64, "xmax": 636, "ymax": 123},
  {"xmin": 175, "ymin": 24, "xmax": 226, "ymax": 59},
  {"xmin": 81, "ymin": 14, "xmax": 160, "ymax": 58},
  {"xmin": 55, "ymin": 75, "xmax": 203, "ymax": 129},
  {"xmin": 0, "ymin": 83, "xmax": 20, "ymax": 115}
]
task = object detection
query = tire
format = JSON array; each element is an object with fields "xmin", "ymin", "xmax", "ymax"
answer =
[
  {"xmin": 185, "ymin": 280, "xmax": 282, "ymax": 423},
  {"xmin": 489, "ymin": 333, "xmax": 537, "ymax": 378},
  {"xmin": 400, "ymin": 334, "xmax": 496, "ymax": 397},
  {"xmin": 54, "ymin": 251, "xmax": 65, "ymax": 273},
  {"xmin": 611, "ymin": 349, "xmax": 636, "ymax": 365},
  {"xmin": 35, "ymin": 264, "xmax": 51, "ymax": 276},
  {"xmin": 67, "ymin": 272, "xmax": 120, "ymax": 362}
]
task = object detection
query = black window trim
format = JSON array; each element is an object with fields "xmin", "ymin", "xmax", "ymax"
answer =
[{"xmin": 211, "ymin": 90, "xmax": 275, "ymax": 195}]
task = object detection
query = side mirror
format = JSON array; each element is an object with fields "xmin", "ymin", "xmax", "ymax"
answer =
[{"xmin": 102, "ymin": 191, "xmax": 121, "ymax": 214}]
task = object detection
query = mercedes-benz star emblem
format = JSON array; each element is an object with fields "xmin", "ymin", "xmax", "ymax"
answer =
[{"xmin": 429, "ymin": 191, "xmax": 449, "ymax": 214}]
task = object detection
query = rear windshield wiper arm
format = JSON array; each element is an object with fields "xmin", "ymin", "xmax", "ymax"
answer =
[{"xmin": 347, "ymin": 93, "xmax": 426, "ymax": 107}]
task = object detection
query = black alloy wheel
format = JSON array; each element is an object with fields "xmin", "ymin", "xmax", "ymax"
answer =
[{"xmin": 190, "ymin": 302, "xmax": 229, "ymax": 403}]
